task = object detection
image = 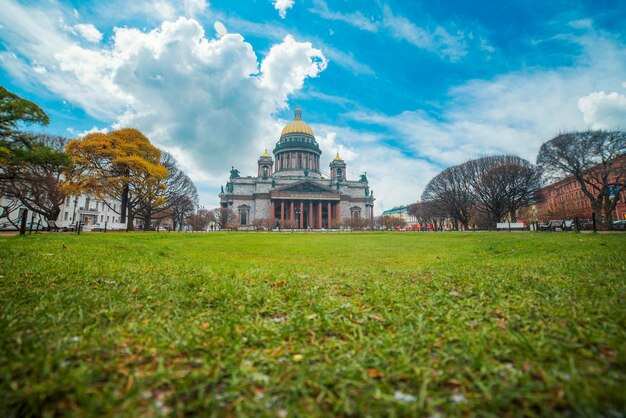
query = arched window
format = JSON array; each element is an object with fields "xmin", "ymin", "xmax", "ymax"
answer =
[{"xmin": 297, "ymin": 153, "xmax": 302, "ymax": 169}]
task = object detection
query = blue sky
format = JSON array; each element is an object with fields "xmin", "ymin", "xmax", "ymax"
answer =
[{"xmin": 1, "ymin": 0, "xmax": 625, "ymax": 212}]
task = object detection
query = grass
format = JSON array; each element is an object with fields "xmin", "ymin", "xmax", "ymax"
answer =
[{"xmin": 0, "ymin": 231, "xmax": 625, "ymax": 417}]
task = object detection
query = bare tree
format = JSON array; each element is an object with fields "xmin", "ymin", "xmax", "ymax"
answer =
[
  {"xmin": 212, "ymin": 207, "xmax": 237, "ymax": 230},
  {"xmin": 421, "ymin": 164, "xmax": 473, "ymax": 229},
  {"xmin": 186, "ymin": 208, "xmax": 212, "ymax": 231},
  {"xmin": 537, "ymin": 131, "xmax": 626, "ymax": 229},
  {"xmin": 135, "ymin": 152, "xmax": 198, "ymax": 229},
  {"xmin": 172, "ymin": 195, "xmax": 197, "ymax": 231},
  {"xmin": 466, "ymin": 155, "xmax": 541, "ymax": 226},
  {"xmin": 408, "ymin": 201, "xmax": 448, "ymax": 230}
]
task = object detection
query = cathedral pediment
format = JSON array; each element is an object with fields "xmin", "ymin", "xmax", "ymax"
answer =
[{"xmin": 274, "ymin": 180, "xmax": 337, "ymax": 194}]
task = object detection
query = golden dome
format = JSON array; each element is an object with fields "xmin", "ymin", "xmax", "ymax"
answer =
[
  {"xmin": 280, "ymin": 107, "xmax": 315, "ymax": 136},
  {"xmin": 260, "ymin": 148, "xmax": 271, "ymax": 157},
  {"xmin": 333, "ymin": 152, "xmax": 342, "ymax": 161}
]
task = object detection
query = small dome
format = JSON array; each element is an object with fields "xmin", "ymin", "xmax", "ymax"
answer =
[
  {"xmin": 260, "ymin": 148, "xmax": 271, "ymax": 158},
  {"xmin": 280, "ymin": 107, "xmax": 315, "ymax": 136},
  {"xmin": 333, "ymin": 152, "xmax": 343, "ymax": 161}
]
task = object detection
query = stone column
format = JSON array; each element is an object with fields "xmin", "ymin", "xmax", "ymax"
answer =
[
  {"xmin": 280, "ymin": 201, "xmax": 285, "ymax": 225},
  {"xmin": 271, "ymin": 201, "xmax": 275, "ymax": 228},
  {"xmin": 317, "ymin": 201, "xmax": 322, "ymax": 228},
  {"xmin": 309, "ymin": 201, "xmax": 313, "ymax": 228},
  {"xmin": 299, "ymin": 201, "xmax": 304, "ymax": 228},
  {"xmin": 327, "ymin": 202, "xmax": 332, "ymax": 227},
  {"xmin": 290, "ymin": 201, "xmax": 295, "ymax": 228},
  {"xmin": 370, "ymin": 204, "xmax": 374, "ymax": 228}
]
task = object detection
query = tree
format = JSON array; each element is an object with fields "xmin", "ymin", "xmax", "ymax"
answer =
[
  {"xmin": 67, "ymin": 129, "xmax": 168, "ymax": 231},
  {"xmin": 135, "ymin": 152, "xmax": 198, "ymax": 230},
  {"xmin": 172, "ymin": 195, "xmax": 197, "ymax": 231},
  {"xmin": 421, "ymin": 164, "xmax": 473, "ymax": 229},
  {"xmin": 186, "ymin": 208, "xmax": 212, "ymax": 231},
  {"xmin": 537, "ymin": 131, "xmax": 626, "ymax": 229},
  {"xmin": 0, "ymin": 87, "xmax": 71, "ymax": 223},
  {"xmin": 0, "ymin": 86, "xmax": 49, "ymax": 138},
  {"xmin": 379, "ymin": 215, "xmax": 406, "ymax": 230},
  {"xmin": 408, "ymin": 201, "xmax": 448, "ymax": 230},
  {"xmin": 466, "ymin": 155, "xmax": 541, "ymax": 226},
  {"xmin": 212, "ymin": 207, "xmax": 237, "ymax": 230},
  {"xmin": 0, "ymin": 134, "xmax": 72, "ymax": 222}
]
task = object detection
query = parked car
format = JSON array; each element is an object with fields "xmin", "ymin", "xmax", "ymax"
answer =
[
  {"xmin": 613, "ymin": 220, "xmax": 626, "ymax": 230},
  {"xmin": 90, "ymin": 223, "xmax": 106, "ymax": 231}
]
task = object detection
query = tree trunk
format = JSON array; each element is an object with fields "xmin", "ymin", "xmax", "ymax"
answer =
[
  {"xmin": 126, "ymin": 207, "xmax": 134, "ymax": 231},
  {"xmin": 145, "ymin": 213, "xmax": 152, "ymax": 232},
  {"xmin": 121, "ymin": 183, "xmax": 129, "ymax": 223}
]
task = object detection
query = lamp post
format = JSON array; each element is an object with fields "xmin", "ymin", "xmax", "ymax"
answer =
[{"xmin": 73, "ymin": 196, "xmax": 79, "ymax": 233}]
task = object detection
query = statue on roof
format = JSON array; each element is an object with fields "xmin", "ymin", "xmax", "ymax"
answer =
[
  {"xmin": 271, "ymin": 178, "xmax": 276, "ymax": 188},
  {"xmin": 365, "ymin": 186, "xmax": 370, "ymax": 196},
  {"xmin": 230, "ymin": 166, "xmax": 240, "ymax": 178},
  {"xmin": 226, "ymin": 182, "xmax": 233, "ymax": 193},
  {"xmin": 359, "ymin": 172, "xmax": 368, "ymax": 183},
  {"xmin": 220, "ymin": 185, "xmax": 224, "ymax": 194}
]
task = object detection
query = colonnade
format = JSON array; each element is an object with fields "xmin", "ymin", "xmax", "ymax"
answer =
[{"xmin": 271, "ymin": 200, "xmax": 340, "ymax": 229}]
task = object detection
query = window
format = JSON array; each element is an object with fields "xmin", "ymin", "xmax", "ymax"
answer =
[
  {"xmin": 107, "ymin": 216, "xmax": 110, "ymax": 222},
  {"xmin": 101, "ymin": 215, "xmax": 104, "ymax": 222},
  {"xmin": 64, "ymin": 212, "xmax": 68, "ymax": 220},
  {"xmin": 66, "ymin": 196, "xmax": 70, "ymax": 205}
]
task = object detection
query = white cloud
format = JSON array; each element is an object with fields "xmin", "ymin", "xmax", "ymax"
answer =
[
  {"xmin": 578, "ymin": 91, "xmax": 626, "ymax": 129},
  {"xmin": 183, "ymin": 0, "xmax": 208, "ymax": 17},
  {"xmin": 568, "ymin": 19, "xmax": 593, "ymax": 29},
  {"xmin": 0, "ymin": 3, "xmax": 326, "ymax": 207},
  {"xmin": 309, "ymin": 0, "xmax": 378, "ymax": 32},
  {"xmin": 273, "ymin": 0, "xmax": 294, "ymax": 19},
  {"xmin": 382, "ymin": 4, "xmax": 467, "ymax": 62},
  {"xmin": 73, "ymin": 23, "xmax": 103, "ymax": 43}
]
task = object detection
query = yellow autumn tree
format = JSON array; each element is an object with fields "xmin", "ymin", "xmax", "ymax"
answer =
[{"xmin": 66, "ymin": 128, "xmax": 168, "ymax": 231}]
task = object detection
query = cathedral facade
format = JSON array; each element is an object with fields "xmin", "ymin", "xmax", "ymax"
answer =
[{"xmin": 219, "ymin": 107, "xmax": 375, "ymax": 229}]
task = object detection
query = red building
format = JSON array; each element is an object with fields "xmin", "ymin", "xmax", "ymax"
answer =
[{"xmin": 536, "ymin": 158, "xmax": 626, "ymax": 221}]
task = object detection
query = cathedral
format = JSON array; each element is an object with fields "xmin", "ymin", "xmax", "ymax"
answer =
[{"xmin": 219, "ymin": 107, "xmax": 375, "ymax": 229}]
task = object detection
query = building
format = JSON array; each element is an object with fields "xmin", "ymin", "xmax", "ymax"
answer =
[
  {"xmin": 382, "ymin": 205, "xmax": 418, "ymax": 227},
  {"xmin": 219, "ymin": 107, "xmax": 375, "ymax": 229},
  {"xmin": 535, "ymin": 158, "xmax": 626, "ymax": 221},
  {"xmin": 0, "ymin": 194, "xmax": 130, "ymax": 230}
]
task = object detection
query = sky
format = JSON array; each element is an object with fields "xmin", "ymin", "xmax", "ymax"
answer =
[{"xmin": 1, "ymin": 0, "xmax": 625, "ymax": 213}]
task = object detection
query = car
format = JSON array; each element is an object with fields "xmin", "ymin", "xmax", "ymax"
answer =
[
  {"xmin": 90, "ymin": 223, "xmax": 106, "ymax": 231},
  {"xmin": 613, "ymin": 220, "xmax": 626, "ymax": 230}
]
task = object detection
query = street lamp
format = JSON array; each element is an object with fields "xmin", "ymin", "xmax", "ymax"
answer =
[{"xmin": 73, "ymin": 196, "xmax": 79, "ymax": 225}]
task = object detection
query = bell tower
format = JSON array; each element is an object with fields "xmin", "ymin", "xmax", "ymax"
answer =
[
  {"xmin": 258, "ymin": 149, "xmax": 273, "ymax": 179},
  {"xmin": 330, "ymin": 152, "xmax": 347, "ymax": 181}
]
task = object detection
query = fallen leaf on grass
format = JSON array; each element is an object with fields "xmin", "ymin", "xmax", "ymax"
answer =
[
  {"xmin": 292, "ymin": 354, "xmax": 304, "ymax": 362},
  {"xmin": 201, "ymin": 322, "xmax": 210, "ymax": 329},
  {"xmin": 448, "ymin": 291, "xmax": 461, "ymax": 297},
  {"xmin": 367, "ymin": 368, "xmax": 384, "ymax": 379},
  {"xmin": 367, "ymin": 314, "xmax": 387, "ymax": 323}
]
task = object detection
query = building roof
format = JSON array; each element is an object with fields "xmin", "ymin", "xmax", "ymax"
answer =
[
  {"xmin": 280, "ymin": 107, "xmax": 315, "ymax": 136},
  {"xmin": 383, "ymin": 205, "xmax": 409, "ymax": 215}
]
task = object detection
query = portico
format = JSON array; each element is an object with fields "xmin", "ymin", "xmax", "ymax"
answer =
[{"xmin": 270, "ymin": 181, "xmax": 341, "ymax": 228}]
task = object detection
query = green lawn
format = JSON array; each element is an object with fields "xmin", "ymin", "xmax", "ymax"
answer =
[{"xmin": 1, "ymin": 232, "xmax": 625, "ymax": 417}]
